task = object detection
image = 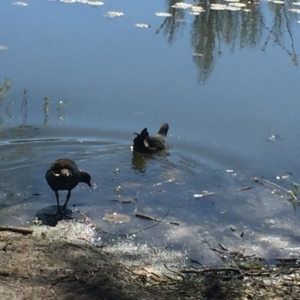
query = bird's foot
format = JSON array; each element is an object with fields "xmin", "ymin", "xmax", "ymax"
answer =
[
  {"xmin": 58, "ymin": 206, "xmax": 73, "ymax": 219},
  {"xmin": 44, "ymin": 206, "xmax": 72, "ymax": 219}
]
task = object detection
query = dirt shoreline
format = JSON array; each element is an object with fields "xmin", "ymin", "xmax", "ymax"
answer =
[{"xmin": 1, "ymin": 222, "xmax": 300, "ymax": 299}]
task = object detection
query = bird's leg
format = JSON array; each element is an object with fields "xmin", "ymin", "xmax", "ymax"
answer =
[
  {"xmin": 55, "ymin": 191, "xmax": 63, "ymax": 216},
  {"xmin": 62, "ymin": 190, "xmax": 71, "ymax": 210},
  {"xmin": 52, "ymin": 190, "xmax": 72, "ymax": 219},
  {"xmin": 44, "ymin": 191, "xmax": 64, "ymax": 218}
]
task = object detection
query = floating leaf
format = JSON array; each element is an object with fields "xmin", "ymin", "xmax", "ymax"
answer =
[
  {"xmin": 103, "ymin": 213, "xmax": 131, "ymax": 223},
  {"xmin": 194, "ymin": 191, "xmax": 216, "ymax": 198},
  {"xmin": 275, "ymin": 175, "xmax": 289, "ymax": 180}
]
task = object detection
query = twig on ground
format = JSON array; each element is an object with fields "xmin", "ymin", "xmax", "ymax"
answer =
[{"xmin": 164, "ymin": 264, "xmax": 186, "ymax": 281}]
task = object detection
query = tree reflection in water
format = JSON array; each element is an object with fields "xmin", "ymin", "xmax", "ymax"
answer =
[{"xmin": 156, "ymin": 0, "xmax": 298, "ymax": 82}]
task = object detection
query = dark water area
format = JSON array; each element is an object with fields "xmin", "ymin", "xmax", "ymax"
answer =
[{"xmin": 1, "ymin": 0, "xmax": 300, "ymax": 265}]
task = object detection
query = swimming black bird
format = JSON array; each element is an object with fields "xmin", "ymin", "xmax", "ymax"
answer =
[
  {"xmin": 45, "ymin": 158, "xmax": 92, "ymax": 215},
  {"xmin": 133, "ymin": 123, "xmax": 169, "ymax": 153}
]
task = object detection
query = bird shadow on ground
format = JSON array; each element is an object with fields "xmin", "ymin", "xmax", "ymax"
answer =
[{"xmin": 35, "ymin": 205, "xmax": 73, "ymax": 226}]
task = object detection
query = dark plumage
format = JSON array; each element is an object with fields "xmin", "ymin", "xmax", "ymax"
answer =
[
  {"xmin": 45, "ymin": 158, "xmax": 92, "ymax": 214},
  {"xmin": 133, "ymin": 123, "xmax": 169, "ymax": 153}
]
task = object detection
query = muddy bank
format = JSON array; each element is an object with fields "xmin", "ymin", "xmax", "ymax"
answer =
[{"xmin": 0, "ymin": 222, "xmax": 299, "ymax": 300}]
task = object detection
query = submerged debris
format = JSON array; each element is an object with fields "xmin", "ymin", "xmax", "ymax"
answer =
[
  {"xmin": 103, "ymin": 212, "xmax": 131, "ymax": 223},
  {"xmin": 237, "ymin": 186, "xmax": 253, "ymax": 191}
]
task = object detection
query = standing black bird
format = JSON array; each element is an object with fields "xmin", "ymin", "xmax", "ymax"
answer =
[
  {"xmin": 45, "ymin": 158, "xmax": 92, "ymax": 215},
  {"xmin": 133, "ymin": 123, "xmax": 169, "ymax": 153}
]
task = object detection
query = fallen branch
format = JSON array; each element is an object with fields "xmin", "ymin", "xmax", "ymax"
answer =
[{"xmin": 0, "ymin": 226, "xmax": 33, "ymax": 235}]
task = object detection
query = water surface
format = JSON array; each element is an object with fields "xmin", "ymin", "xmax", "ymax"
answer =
[{"xmin": 1, "ymin": 0, "xmax": 300, "ymax": 265}]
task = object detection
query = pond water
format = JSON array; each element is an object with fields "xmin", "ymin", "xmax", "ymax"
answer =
[{"xmin": 1, "ymin": 0, "xmax": 300, "ymax": 265}]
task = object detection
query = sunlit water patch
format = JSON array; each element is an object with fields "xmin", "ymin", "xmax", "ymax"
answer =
[{"xmin": 1, "ymin": 126, "xmax": 300, "ymax": 265}]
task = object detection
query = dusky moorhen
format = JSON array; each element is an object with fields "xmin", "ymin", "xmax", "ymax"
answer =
[
  {"xmin": 45, "ymin": 158, "xmax": 91, "ymax": 215},
  {"xmin": 133, "ymin": 123, "xmax": 169, "ymax": 153}
]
